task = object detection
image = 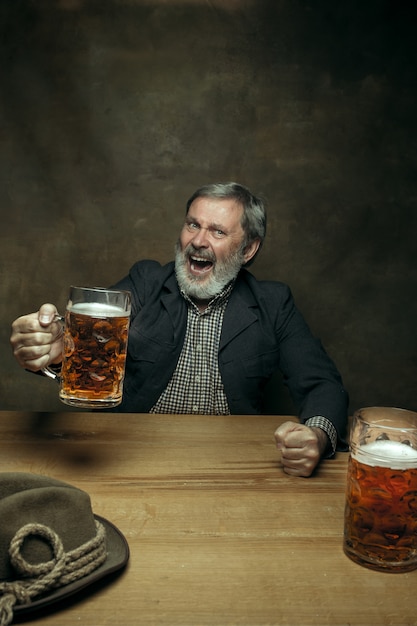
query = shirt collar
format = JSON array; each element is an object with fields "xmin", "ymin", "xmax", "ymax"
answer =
[{"xmin": 180, "ymin": 280, "xmax": 235, "ymax": 313}]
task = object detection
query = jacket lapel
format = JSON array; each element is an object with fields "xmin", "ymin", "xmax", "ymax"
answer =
[
  {"xmin": 160, "ymin": 272, "xmax": 188, "ymax": 343},
  {"xmin": 220, "ymin": 278, "xmax": 259, "ymax": 351}
]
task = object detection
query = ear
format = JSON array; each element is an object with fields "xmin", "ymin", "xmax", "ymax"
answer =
[{"xmin": 242, "ymin": 238, "xmax": 261, "ymax": 264}]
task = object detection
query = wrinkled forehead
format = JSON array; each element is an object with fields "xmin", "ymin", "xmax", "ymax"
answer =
[{"xmin": 186, "ymin": 196, "xmax": 245, "ymax": 229}]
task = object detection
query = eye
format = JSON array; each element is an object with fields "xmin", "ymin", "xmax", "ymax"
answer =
[
  {"xmin": 186, "ymin": 221, "xmax": 199, "ymax": 231},
  {"xmin": 210, "ymin": 225, "xmax": 227, "ymax": 238}
]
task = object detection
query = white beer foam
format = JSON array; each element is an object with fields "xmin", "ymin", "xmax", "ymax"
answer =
[
  {"xmin": 353, "ymin": 439, "xmax": 417, "ymax": 469},
  {"xmin": 68, "ymin": 302, "xmax": 127, "ymax": 318}
]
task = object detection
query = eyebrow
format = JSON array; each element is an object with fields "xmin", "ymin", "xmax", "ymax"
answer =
[{"xmin": 186, "ymin": 215, "xmax": 228, "ymax": 233}]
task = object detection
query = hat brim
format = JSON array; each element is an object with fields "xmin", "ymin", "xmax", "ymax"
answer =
[{"xmin": 13, "ymin": 514, "xmax": 129, "ymax": 617}]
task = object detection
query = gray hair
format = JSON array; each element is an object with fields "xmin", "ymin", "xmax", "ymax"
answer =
[{"xmin": 186, "ymin": 182, "xmax": 267, "ymax": 265}]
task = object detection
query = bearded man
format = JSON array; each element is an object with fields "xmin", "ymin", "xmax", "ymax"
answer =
[{"xmin": 10, "ymin": 182, "xmax": 348, "ymax": 476}]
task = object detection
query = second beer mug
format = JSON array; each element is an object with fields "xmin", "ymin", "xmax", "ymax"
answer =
[
  {"xmin": 44, "ymin": 286, "xmax": 131, "ymax": 409},
  {"xmin": 343, "ymin": 406, "xmax": 417, "ymax": 572}
]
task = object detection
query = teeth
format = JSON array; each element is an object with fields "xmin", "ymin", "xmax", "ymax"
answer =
[{"xmin": 191, "ymin": 256, "xmax": 211, "ymax": 263}]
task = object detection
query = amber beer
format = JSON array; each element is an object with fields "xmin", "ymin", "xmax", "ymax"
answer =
[
  {"xmin": 344, "ymin": 439, "xmax": 417, "ymax": 572},
  {"xmin": 59, "ymin": 287, "xmax": 131, "ymax": 408}
]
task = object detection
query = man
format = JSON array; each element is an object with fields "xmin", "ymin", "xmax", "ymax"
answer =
[{"xmin": 10, "ymin": 182, "xmax": 348, "ymax": 477}]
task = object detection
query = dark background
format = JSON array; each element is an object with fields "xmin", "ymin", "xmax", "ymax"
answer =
[{"xmin": 1, "ymin": 0, "xmax": 416, "ymax": 414}]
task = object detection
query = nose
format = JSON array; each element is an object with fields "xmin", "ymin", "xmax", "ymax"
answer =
[{"xmin": 190, "ymin": 227, "xmax": 209, "ymax": 248}]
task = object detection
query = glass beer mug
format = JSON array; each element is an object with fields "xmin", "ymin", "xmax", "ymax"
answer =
[
  {"xmin": 43, "ymin": 286, "xmax": 131, "ymax": 409},
  {"xmin": 343, "ymin": 406, "xmax": 417, "ymax": 572}
]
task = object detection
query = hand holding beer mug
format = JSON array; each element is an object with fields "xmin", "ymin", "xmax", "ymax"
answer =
[
  {"xmin": 343, "ymin": 406, "xmax": 417, "ymax": 572},
  {"xmin": 43, "ymin": 286, "xmax": 131, "ymax": 409}
]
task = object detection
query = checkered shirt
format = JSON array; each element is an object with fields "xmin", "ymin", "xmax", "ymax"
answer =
[
  {"xmin": 150, "ymin": 283, "xmax": 233, "ymax": 415},
  {"xmin": 305, "ymin": 416, "xmax": 337, "ymax": 456}
]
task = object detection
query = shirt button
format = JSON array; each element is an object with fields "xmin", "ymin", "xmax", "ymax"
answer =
[
  {"xmin": 192, "ymin": 405, "xmax": 199, "ymax": 412},
  {"xmin": 195, "ymin": 375, "xmax": 200, "ymax": 382}
]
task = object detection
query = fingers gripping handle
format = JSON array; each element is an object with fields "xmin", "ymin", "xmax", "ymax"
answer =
[{"xmin": 40, "ymin": 314, "xmax": 64, "ymax": 382}]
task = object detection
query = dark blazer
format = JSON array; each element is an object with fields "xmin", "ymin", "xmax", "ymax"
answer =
[{"xmin": 113, "ymin": 260, "xmax": 348, "ymax": 447}]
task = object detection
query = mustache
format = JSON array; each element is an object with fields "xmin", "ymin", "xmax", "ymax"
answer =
[{"xmin": 184, "ymin": 244, "xmax": 216, "ymax": 263}]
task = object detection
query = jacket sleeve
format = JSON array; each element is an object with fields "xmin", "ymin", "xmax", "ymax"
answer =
[{"xmin": 275, "ymin": 285, "xmax": 349, "ymax": 450}]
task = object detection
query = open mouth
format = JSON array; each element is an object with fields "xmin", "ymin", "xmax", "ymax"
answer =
[{"xmin": 189, "ymin": 255, "xmax": 214, "ymax": 276}]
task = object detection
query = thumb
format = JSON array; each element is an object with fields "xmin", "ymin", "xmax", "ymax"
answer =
[{"xmin": 38, "ymin": 303, "xmax": 59, "ymax": 326}]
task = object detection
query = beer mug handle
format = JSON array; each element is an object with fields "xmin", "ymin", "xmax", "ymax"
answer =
[
  {"xmin": 40, "ymin": 314, "xmax": 65, "ymax": 383},
  {"xmin": 41, "ymin": 365, "xmax": 62, "ymax": 383}
]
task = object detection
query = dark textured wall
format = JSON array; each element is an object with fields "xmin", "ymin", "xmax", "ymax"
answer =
[{"xmin": 1, "ymin": 0, "xmax": 416, "ymax": 414}]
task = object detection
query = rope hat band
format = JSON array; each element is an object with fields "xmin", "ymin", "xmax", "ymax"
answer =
[
  {"xmin": 0, "ymin": 473, "xmax": 129, "ymax": 625},
  {"xmin": 0, "ymin": 520, "xmax": 106, "ymax": 626}
]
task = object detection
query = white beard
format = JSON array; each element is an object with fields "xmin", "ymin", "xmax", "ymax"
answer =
[{"xmin": 174, "ymin": 241, "xmax": 245, "ymax": 300}]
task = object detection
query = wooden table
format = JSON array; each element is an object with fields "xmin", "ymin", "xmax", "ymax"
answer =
[{"xmin": 0, "ymin": 411, "xmax": 415, "ymax": 626}]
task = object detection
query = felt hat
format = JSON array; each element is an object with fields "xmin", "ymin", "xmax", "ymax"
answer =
[{"xmin": 0, "ymin": 473, "xmax": 129, "ymax": 625}]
